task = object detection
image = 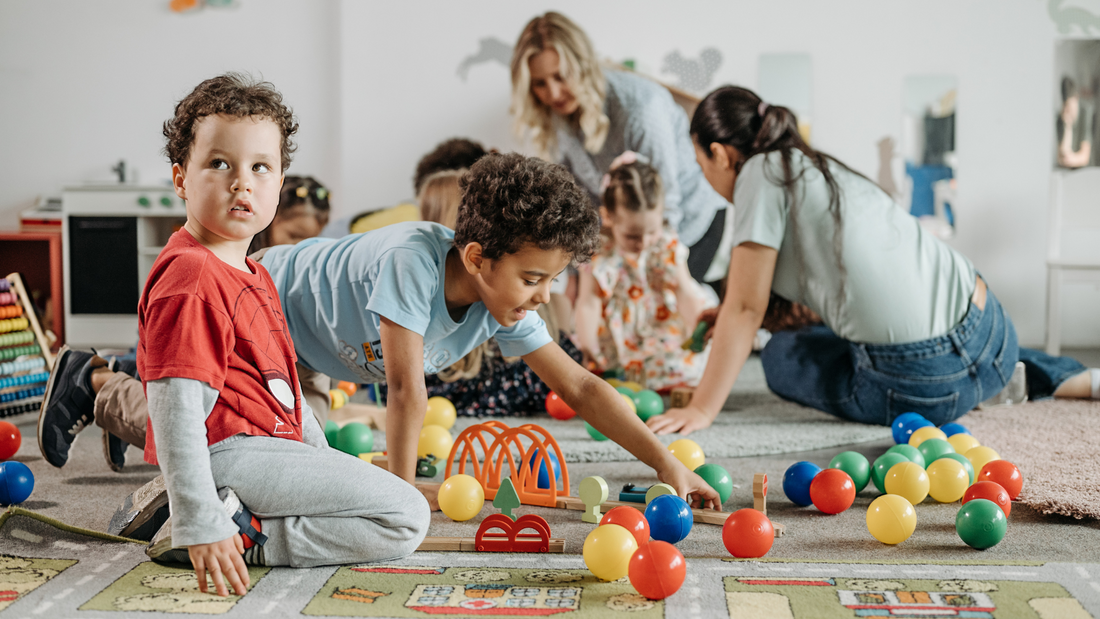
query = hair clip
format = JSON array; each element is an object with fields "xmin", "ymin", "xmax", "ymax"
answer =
[
  {"xmin": 296, "ymin": 186, "xmax": 309, "ymax": 198},
  {"xmin": 758, "ymin": 101, "xmax": 770, "ymax": 117},
  {"xmin": 315, "ymin": 187, "xmax": 329, "ymax": 201}
]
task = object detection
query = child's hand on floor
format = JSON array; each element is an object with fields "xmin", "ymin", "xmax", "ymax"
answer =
[
  {"xmin": 189, "ymin": 535, "xmax": 249, "ymax": 597},
  {"xmin": 657, "ymin": 463, "xmax": 721, "ymax": 510},
  {"xmin": 647, "ymin": 404, "xmax": 714, "ymax": 436},
  {"xmin": 416, "ymin": 482, "xmax": 440, "ymax": 511}
]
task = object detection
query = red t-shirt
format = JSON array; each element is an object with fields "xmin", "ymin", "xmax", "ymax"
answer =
[{"xmin": 139, "ymin": 230, "xmax": 304, "ymax": 465}]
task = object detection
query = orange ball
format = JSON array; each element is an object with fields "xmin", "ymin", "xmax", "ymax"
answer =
[
  {"xmin": 722, "ymin": 509, "xmax": 774, "ymax": 558},
  {"xmin": 963, "ymin": 481, "xmax": 1012, "ymax": 517},
  {"xmin": 0, "ymin": 421, "xmax": 20, "ymax": 460},
  {"xmin": 545, "ymin": 391, "xmax": 577, "ymax": 420},
  {"xmin": 809, "ymin": 468, "xmax": 856, "ymax": 514},
  {"xmin": 978, "ymin": 460, "xmax": 1023, "ymax": 500},
  {"xmin": 600, "ymin": 506, "xmax": 650, "ymax": 547},
  {"xmin": 337, "ymin": 381, "xmax": 358, "ymax": 396},
  {"xmin": 628, "ymin": 540, "xmax": 685, "ymax": 600}
]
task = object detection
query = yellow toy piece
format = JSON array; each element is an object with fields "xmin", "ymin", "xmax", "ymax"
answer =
[
  {"xmin": 668, "ymin": 438, "xmax": 705, "ymax": 470},
  {"xmin": 329, "ymin": 388, "xmax": 349, "ymax": 410},
  {"xmin": 884, "ymin": 461, "xmax": 930, "ymax": 505},
  {"xmin": 424, "ymin": 396, "xmax": 457, "ymax": 430},
  {"xmin": 926, "ymin": 458, "xmax": 969, "ymax": 503},
  {"xmin": 947, "ymin": 433, "xmax": 980, "ymax": 454},
  {"xmin": 907, "ymin": 426, "xmax": 947, "ymax": 447},
  {"xmin": 438, "ymin": 474, "xmax": 484, "ymax": 521},
  {"xmin": 964, "ymin": 446, "xmax": 1000, "ymax": 475},
  {"xmin": 582, "ymin": 524, "xmax": 639, "ymax": 581},
  {"xmin": 866, "ymin": 494, "xmax": 917, "ymax": 544},
  {"xmin": 418, "ymin": 425, "xmax": 453, "ymax": 463}
]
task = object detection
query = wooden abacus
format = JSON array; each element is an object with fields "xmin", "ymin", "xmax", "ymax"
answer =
[{"xmin": 0, "ymin": 273, "xmax": 54, "ymax": 419}]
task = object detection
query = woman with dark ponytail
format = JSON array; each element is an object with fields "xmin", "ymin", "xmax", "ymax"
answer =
[{"xmin": 648, "ymin": 86, "xmax": 1100, "ymax": 435}]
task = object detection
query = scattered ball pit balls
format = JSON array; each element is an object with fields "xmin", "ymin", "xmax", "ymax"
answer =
[
  {"xmin": 644, "ymin": 494, "xmax": 693, "ymax": 544},
  {"xmin": 871, "ymin": 453, "xmax": 910, "ymax": 494},
  {"xmin": 809, "ymin": 468, "xmax": 856, "ymax": 514},
  {"xmin": 891, "ymin": 412, "xmax": 930, "ymax": 444},
  {"xmin": 963, "ymin": 481, "xmax": 1012, "ymax": 517},
  {"xmin": 545, "ymin": 391, "xmax": 577, "ymax": 420},
  {"xmin": 437, "ymin": 474, "xmax": 484, "ymax": 521},
  {"xmin": 600, "ymin": 505, "xmax": 651, "ymax": 546},
  {"xmin": 424, "ymin": 396, "xmax": 457, "ymax": 429},
  {"xmin": 933, "ymin": 452, "xmax": 975, "ymax": 484},
  {"xmin": 526, "ymin": 449, "xmax": 561, "ymax": 490},
  {"xmin": 947, "ymin": 433, "xmax": 981, "ymax": 455},
  {"xmin": 417, "ymin": 425, "xmax": 452, "ymax": 462},
  {"xmin": 722, "ymin": 508, "xmax": 774, "ymax": 558},
  {"xmin": 908, "ymin": 426, "xmax": 948, "ymax": 448},
  {"xmin": 885, "ymin": 444, "xmax": 926, "ymax": 469},
  {"xmin": 583, "ymin": 524, "xmax": 638, "ymax": 581},
  {"xmin": 0, "ymin": 420, "xmax": 20, "ymax": 460},
  {"xmin": 884, "ymin": 461, "xmax": 930, "ymax": 505},
  {"xmin": 964, "ymin": 446, "xmax": 1001, "ymax": 476},
  {"xmin": 828, "ymin": 451, "xmax": 870, "ymax": 493},
  {"xmin": 978, "ymin": 460, "xmax": 1023, "ymax": 500},
  {"xmin": 783, "ymin": 461, "xmax": 823, "ymax": 506},
  {"xmin": 956, "ymin": 498, "xmax": 1007, "ymax": 549},
  {"xmin": 336, "ymin": 422, "xmax": 374, "ymax": 456},
  {"xmin": 0, "ymin": 460, "xmax": 35, "ymax": 506},
  {"xmin": 667, "ymin": 439, "xmax": 705, "ymax": 471},
  {"xmin": 866, "ymin": 494, "xmax": 917, "ymax": 544},
  {"xmin": 939, "ymin": 422, "xmax": 971, "ymax": 437},
  {"xmin": 585, "ymin": 422, "xmax": 609, "ymax": 441},
  {"xmin": 633, "ymin": 389, "xmax": 664, "ymax": 421},
  {"xmin": 926, "ymin": 457, "xmax": 970, "ymax": 503},
  {"xmin": 694, "ymin": 463, "xmax": 734, "ymax": 505},
  {"xmin": 917, "ymin": 438, "xmax": 955, "ymax": 465},
  {"xmin": 324, "ymin": 420, "xmax": 339, "ymax": 448},
  {"xmin": 628, "ymin": 540, "xmax": 686, "ymax": 600}
]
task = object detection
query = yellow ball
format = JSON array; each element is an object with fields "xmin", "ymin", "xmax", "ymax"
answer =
[
  {"xmin": 424, "ymin": 396, "xmax": 457, "ymax": 430},
  {"xmin": 866, "ymin": 494, "xmax": 917, "ymax": 544},
  {"xmin": 668, "ymin": 438, "xmax": 705, "ymax": 470},
  {"xmin": 908, "ymin": 426, "xmax": 948, "ymax": 448},
  {"xmin": 606, "ymin": 378, "xmax": 623, "ymax": 388},
  {"xmin": 329, "ymin": 388, "xmax": 348, "ymax": 410},
  {"xmin": 965, "ymin": 446, "xmax": 1000, "ymax": 474},
  {"xmin": 883, "ymin": 461, "xmax": 930, "ymax": 505},
  {"xmin": 582, "ymin": 524, "xmax": 639, "ymax": 581},
  {"xmin": 418, "ymin": 425, "xmax": 453, "ymax": 462},
  {"xmin": 947, "ymin": 433, "xmax": 980, "ymax": 455},
  {"xmin": 438, "ymin": 474, "xmax": 484, "ymax": 521},
  {"xmin": 621, "ymin": 381, "xmax": 645, "ymax": 392},
  {"xmin": 926, "ymin": 458, "xmax": 970, "ymax": 503},
  {"xmin": 621, "ymin": 393, "xmax": 637, "ymax": 413}
]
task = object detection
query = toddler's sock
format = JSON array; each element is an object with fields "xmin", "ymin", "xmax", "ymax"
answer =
[{"xmin": 1090, "ymin": 368, "xmax": 1100, "ymax": 400}]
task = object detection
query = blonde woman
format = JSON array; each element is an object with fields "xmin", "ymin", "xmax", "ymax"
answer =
[{"xmin": 511, "ymin": 12, "xmax": 729, "ymax": 283}]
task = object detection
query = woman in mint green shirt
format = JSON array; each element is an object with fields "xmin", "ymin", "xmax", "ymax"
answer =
[{"xmin": 648, "ymin": 86, "xmax": 1098, "ymax": 436}]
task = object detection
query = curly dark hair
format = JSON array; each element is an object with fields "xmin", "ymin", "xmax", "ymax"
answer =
[
  {"xmin": 163, "ymin": 73, "xmax": 298, "ymax": 172},
  {"xmin": 455, "ymin": 153, "xmax": 600, "ymax": 263},
  {"xmin": 413, "ymin": 138, "xmax": 488, "ymax": 193}
]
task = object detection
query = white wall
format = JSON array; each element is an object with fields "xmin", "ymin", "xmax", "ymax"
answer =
[{"xmin": 4, "ymin": 0, "xmax": 1100, "ymax": 347}]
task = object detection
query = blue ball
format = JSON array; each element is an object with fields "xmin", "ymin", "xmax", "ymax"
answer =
[
  {"xmin": 891, "ymin": 412, "xmax": 928, "ymax": 444},
  {"xmin": 644, "ymin": 494, "xmax": 693, "ymax": 544},
  {"xmin": 527, "ymin": 450, "xmax": 561, "ymax": 490},
  {"xmin": 0, "ymin": 461, "xmax": 34, "ymax": 506},
  {"xmin": 939, "ymin": 422, "xmax": 971, "ymax": 437},
  {"xmin": 783, "ymin": 461, "xmax": 822, "ymax": 506}
]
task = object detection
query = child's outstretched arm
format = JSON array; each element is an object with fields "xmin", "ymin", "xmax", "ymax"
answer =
[
  {"xmin": 523, "ymin": 343, "xmax": 720, "ymax": 509},
  {"xmin": 673, "ymin": 251, "xmax": 710, "ymax": 329},
  {"xmin": 573, "ymin": 267, "xmax": 605, "ymax": 368},
  {"xmin": 378, "ymin": 317, "xmax": 429, "ymax": 487}
]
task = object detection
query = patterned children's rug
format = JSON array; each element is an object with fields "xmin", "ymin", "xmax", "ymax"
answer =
[{"xmin": 3, "ymin": 507, "xmax": 1099, "ymax": 618}]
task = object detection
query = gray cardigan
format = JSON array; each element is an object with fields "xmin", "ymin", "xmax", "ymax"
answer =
[{"xmin": 555, "ymin": 70, "xmax": 727, "ymax": 247}]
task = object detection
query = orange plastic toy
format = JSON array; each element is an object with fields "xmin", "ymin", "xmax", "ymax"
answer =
[
  {"xmin": 475, "ymin": 513, "xmax": 553, "ymax": 552},
  {"xmin": 445, "ymin": 421, "xmax": 569, "ymax": 508}
]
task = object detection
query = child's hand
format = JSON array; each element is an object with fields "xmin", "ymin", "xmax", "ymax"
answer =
[
  {"xmin": 657, "ymin": 463, "xmax": 721, "ymax": 510},
  {"xmin": 696, "ymin": 306, "xmax": 719, "ymax": 343},
  {"xmin": 188, "ymin": 535, "xmax": 249, "ymax": 597},
  {"xmin": 416, "ymin": 482, "xmax": 440, "ymax": 511},
  {"xmin": 646, "ymin": 404, "xmax": 714, "ymax": 436}
]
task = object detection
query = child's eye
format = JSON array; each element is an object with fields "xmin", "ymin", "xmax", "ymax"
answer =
[
  {"xmin": 524, "ymin": 279, "xmax": 538, "ymax": 287},
  {"xmin": 211, "ymin": 159, "xmax": 228, "ymax": 170},
  {"xmin": 254, "ymin": 163, "xmax": 271, "ymax": 173}
]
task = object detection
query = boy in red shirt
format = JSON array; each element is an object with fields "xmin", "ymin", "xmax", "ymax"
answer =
[{"xmin": 139, "ymin": 74, "xmax": 428, "ymax": 597}]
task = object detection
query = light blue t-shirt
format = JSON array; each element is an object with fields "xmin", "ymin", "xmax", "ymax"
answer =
[{"xmin": 262, "ymin": 222, "xmax": 553, "ymax": 383}]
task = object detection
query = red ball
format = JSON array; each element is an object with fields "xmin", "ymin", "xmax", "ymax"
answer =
[
  {"xmin": 977, "ymin": 460, "xmax": 1023, "ymax": 500},
  {"xmin": 809, "ymin": 468, "xmax": 856, "ymax": 514},
  {"xmin": 0, "ymin": 421, "xmax": 20, "ymax": 461},
  {"xmin": 600, "ymin": 506, "xmax": 650, "ymax": 546},
  {"xmin": 545, "ymin": 391, "xmax": 577, "ymax": 420},
  {"xmin": 628, "ymin": 540, "xmax": 685, "ymax": 600},
  {"xmin": 722, "ymin": 509, "xmax": 774, "ymax": 558},
  {"xmin": 963, "ymin": 481, "xmax": 1012, "ymax": 517}
]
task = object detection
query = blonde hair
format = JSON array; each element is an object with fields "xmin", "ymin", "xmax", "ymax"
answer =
[
  {"xmin": 417, "ymin": 169, "xmax": 464, "ymax": 229},
  {"xmin": 511, "ymin": 12, "xmax": 609, "ymax": 159}
]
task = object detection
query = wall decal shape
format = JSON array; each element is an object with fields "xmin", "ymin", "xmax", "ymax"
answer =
[
  {"xmin": 457, "ymin": 37, "xmax": 513, "ymax": 81},
  {"xmin": 661, "ymin": 48, "xmax": 722, "ymax": 94}
]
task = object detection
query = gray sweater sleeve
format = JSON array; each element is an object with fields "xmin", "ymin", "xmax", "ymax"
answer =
[
  {"xmin": 146, "ymin": 377, "xmax": 240, "ymax": 547},
  {"xmin": 625, "ymin": 98, "xmax": 687, "ymax": 235},
  {"xmin": 299, "ymin": 392, "xmax": 329, "ymax": 450}
]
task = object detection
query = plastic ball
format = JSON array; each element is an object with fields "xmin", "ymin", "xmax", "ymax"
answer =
[
  {"xmin": 437, "ymin": 474, "xmax": 484, "ymax": 521},
  {"xmin": 947, "ymin": 433, "xmax": 981, "ymax": 455},
  {"xmin": 424, "ymin": 396, "xmax": 457, "ymax": 429},
  {"xmin": 783, "ymin": 461, "xmax": 822, "ymax": 506},
  {"xmin": 606, "ymin": 378, "xmax": 623, "ymax": 388},
  {"xmin": 600, "ymin": 505, "xmax": 650, "ymax": 546},
  {"xmin": 337, "ymin": 381, "xmax": 358, "ymax": 396},
  {"xmin": 810, "ymin": 468, "xmax": 856, "ymax": 514},
  {"xmin": 722, "ymin": 508, "xmax": 774, "ymax": 558},
  {"xmin": 934, "ymin": 452, "xmax": 975, "ymax": 484},
  {"xmin": 586, "ymin": 422, "xmax": 609, "ymax": 441},
  {"xmin": 828, "ymin": 451, "xmax": 871, "ymax": 492},
  {"xmin": 926, "ymin": 458, "xmax": 970, "ymax": 503},
  {"xmin": 335, "ymin": 422, "xmax": 374, "ymax": 456},
  {"xmin": 667, "ymin": 439, "xmax": 705, "ymax": 471},
  {"xmin": 885, "ymin": 444, "xmax": 926, "ymax": 469},
  {"xmin": 694, "ymin": 463, "xmax": 733, "ymax": 504},
  {"xmin": 329, "ymin": 387, "xmax": 348, "ymax": 410},
  {"xmin": 633, "ymin": 389, "xmax": 664, "ymax": 421},
  {"xmin": 544, "ymin": 391, "xmax": 577, "ymax": 420},
  {"xmin": 621, "ymin": 381, "xmax": 645, "ymax": 392},
  {"xmin": 0, "ymin": 461, "xmax": 34, "ymax": 506},
  {"xmin": 891, "ymin": 412, "xmax": 928, "ymax": 444},
  {"xmin": 620, "ymin": 393, "xmax": 637, "ymax": 413},
  {"xmin": 583, "ymin": 524, "xmax": 639, "ymax": 581},
  {"xmin": 0, "ymin": 420, "xmax": 22, "ymax": 460},
  {"xmin": 964, "ymin": 446, "xmax": 1000, "ymax": 475},
  {"xmin": 644, "ymin": 494, "xmax": 693, "ymax": 544},
  {"xmin": 917, "ymin": 438, "xmax": 955, "ymax": 465},
  {"xmin": 940, "ymin": 422, "xmax": 970, "ymax": 437},
  {"xmin": 963, "ymin": 481, "xmax": 1012, "ymax": 517},
  {"xmin": 978, "ymin": 460, "xmax": 1023, "ymax": 500},
  {"xmin": 616, "ymin": 386, "xmax": 638, "ymax": 398},
  {"xmin": 884, "ymin": 461, "xmax": 930, "ymax": 505},
  {"xmin": 871, "ymin": 453, "xmax": 909, "ymax": 494},
  {"xmin": 908, "ymin": 426, "xmax": 948, "ymax": 448},
  {"xmin": 895, "ymin": 414, "xmax": 934, "ymax": 444},
  {"xmin": 324, "ymin": 420, "xmax": 340, "ymax": 447},
  {"xmin": 866, "ymin": 494, "xmax": 917, "ymax": 544},
  {"xmin": 417, "ymin": 425, "xmax": 453, "ymax": 462},
  {"xmin": 526, "ymin": 449, "xmax": 561, "ymax": 490},
  {"xmin": 956, "ymin": 498, "xmax": 1007, "ymax": 549},
  {"xmin": 628, "ymin": 540, "xmax": 686, "ymax": 600}
]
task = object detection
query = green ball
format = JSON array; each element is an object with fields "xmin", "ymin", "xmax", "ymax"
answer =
[
  {"xmin": 828, "ymin": 451, "xmax": 871, "ymax": 492},
  {"xmin": 324, "ymin": 420, "xmax": 340, "ymax": 447},
  {"xmin": 585, "ymin": 421, "xmax": 609, "ymax": 441},
  {"xmin": 871, "ymin": 453, "xmax": 910, "ymax": 494},
  {"xmin": 335, "ymin": 422, "xmax": 373, "ymax": 455},
  {"xmin": 693, "ymin": 463, "xmax": 733, "ymax": 504},
  {"xmin": 917, "ymin": 438, "xmax": 955, "ymax": 466},
  {"xmin": 885, "ymin": 444, "xmax": 926, "ymax": 469},
  {"xmin": 956, "ymin": 498, "xmax": 1007, "ymax": 549},
  {"xmin": 615, "ymin": 386, "xmax": 637, "ymax": 398},
  {"xmin": 934, "ymin": 452, "xmax": 975, "ymax": 484},
  {"xmin": 633, "ymin": 389, "xmax": 664, "ymax": 422}
]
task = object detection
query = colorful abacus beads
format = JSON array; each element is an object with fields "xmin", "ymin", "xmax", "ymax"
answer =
[
  {"xmin": 0, "ymin": 331, "xmax": 34, "ymax": 347},
  {"xmin": 0, "ymin": 305, "xmax": 23, "ymax": 319},
  {"xmin": 0, "ymin": 292, "xmax": 15, "ymax": 305},
  {"xmin": 0, "ymin": 372, "xmax": 48, "ymax": 390},
  {"xmin": 0, "ymin": 278, "xmax": 10, "ymax": 292},
  {"xmin": 0, "ymin": 358, "xmax": 45, "ymax": 376},
  {"xmin": 1, "ymin": 386, "xmax": 46, "ymax": 403},
  {"xmin": 0, "ymin": 345, "xmax": 40, "ymax": 361},
  {"xmin": 0, "ymin": 318, "xmax": 29, "ymax": 334}
]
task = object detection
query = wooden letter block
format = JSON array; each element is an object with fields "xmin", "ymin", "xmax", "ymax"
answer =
[{"xmin": 670, "ymin": 388, "xmax": 694, "ymax": 409}]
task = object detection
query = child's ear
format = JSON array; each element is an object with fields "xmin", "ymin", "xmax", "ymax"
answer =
[
  {"xmin": 172, "ymin": 163, "xmax": 187, "ymax": 200},
  {"xmin": 460, "ymin": 242, "xmax": 485, "ymax": 274},
  {"xmin": 598, "ymin": 205, "xmax": 613, "ymax": 228}
]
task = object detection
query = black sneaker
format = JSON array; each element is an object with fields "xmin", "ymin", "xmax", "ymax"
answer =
[
  {"xmin": 37, "ymin": 346, "xmax": 103, "ymax": 468},
  {"xmin": 103, "ymin": 430, "xmax": 129, "ymax": 472},
  {"xmin": 147, "ymin": 488, "xmax": 267, "ymax": 565},
  {"xmin": 108, "ymin": 475, "xmax": 169, "ymax": 540}
]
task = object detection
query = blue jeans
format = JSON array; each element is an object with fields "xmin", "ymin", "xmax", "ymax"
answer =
[{"xmin": 759, "ymin": 289, "xmax": 1086, "ymax": 426}]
